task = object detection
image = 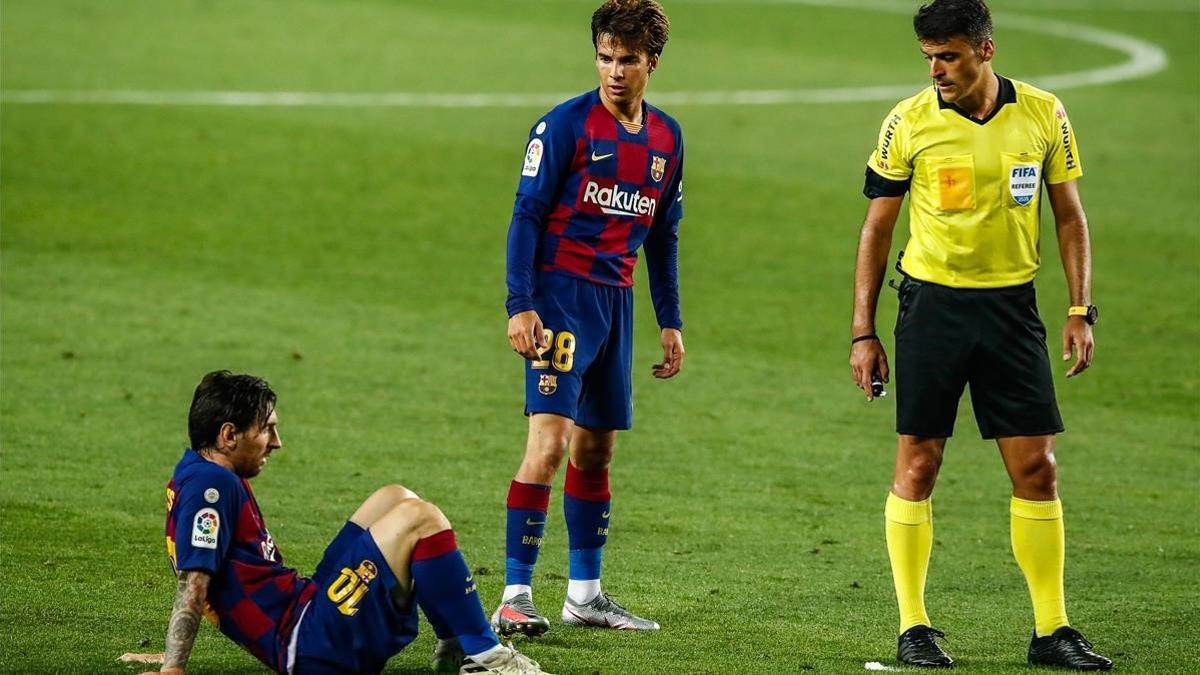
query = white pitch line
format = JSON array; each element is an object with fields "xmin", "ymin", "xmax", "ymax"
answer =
[{"xmin": 0, "ymin": 4, "xmax": 1167, "ymax": 108}]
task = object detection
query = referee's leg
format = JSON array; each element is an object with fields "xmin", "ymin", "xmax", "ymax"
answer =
[
  {"xmin": 998, "ymin": 435, "xmax": 1069, "ymax": 637},
  {"xmin": 886, "ymin": 435, "xmax": 945, "ymax": 635}
]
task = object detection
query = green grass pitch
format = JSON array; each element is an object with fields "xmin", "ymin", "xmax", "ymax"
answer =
[{"xmin": 2, "ymin": 0, "xmax": 1197, "ymax": 672}]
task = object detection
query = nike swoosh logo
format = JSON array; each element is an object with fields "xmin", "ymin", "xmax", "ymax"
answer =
[
  {"xmin": 601, "ymin": 511, "xmax": 610, "ymax": 519},
  {"xmin": 591, "ymin": 151, "xmax": 614, "ymax": 161},
  {"xmin": 525, "ymin": 519, "xmax": 545, "ymax": 526}
]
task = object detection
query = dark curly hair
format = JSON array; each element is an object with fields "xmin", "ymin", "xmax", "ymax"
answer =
[
  {"xmin": 591, "ymin": 0, "xmax": 671, "ymax": 57},
  {"xmin": 913, "ymin": 0, "xmax": 992, "ymax": 47},
  {"xmin": 187, "ymin": 370, "xmax": 276, "ymax": 450}
]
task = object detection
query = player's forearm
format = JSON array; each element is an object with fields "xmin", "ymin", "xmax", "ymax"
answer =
[
  {"xmin": 505, "ymin": 198, "xmax": 545, "ymax": 316},
  {"xmin": 851, "ymin": 217, "xmax": 895, "ymax": 336},
  {"xmin": 644, "ymin": 223, "xmax": 682, "ymax": 330},
  {"xmin": 1056, "ymin": 214, "xmax": 1092, "ymax": 307},
  {"xmin": 161, "ymin": 570, "xmax": 210, "ymax": 671}
]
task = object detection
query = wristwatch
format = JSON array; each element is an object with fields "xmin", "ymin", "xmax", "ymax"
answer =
[{"xmin": 1068, "ymin": 305, "xmax": 1099, "ymax": 325}]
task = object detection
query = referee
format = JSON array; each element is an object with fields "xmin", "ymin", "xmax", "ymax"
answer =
[{"xmin": 849, "ymin": 0, "xmax": 1111, "ymax": 670}]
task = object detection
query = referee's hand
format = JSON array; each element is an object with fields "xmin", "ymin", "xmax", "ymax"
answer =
[
  {"xmin": 508, "ymin": 310, "xmax": 547, "ymax": 360},
  {"xmin": 850, "ymin": 338, "xmax": 889, "ymax": 401},
  {"xmin": 1062, "ymin": 316, "xmax": 1094, "ymax": 378}
]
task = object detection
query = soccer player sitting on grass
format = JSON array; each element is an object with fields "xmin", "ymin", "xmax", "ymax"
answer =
[{"xmin": 144, "ymin": 371, "xmax": 551, "ymax": 675}]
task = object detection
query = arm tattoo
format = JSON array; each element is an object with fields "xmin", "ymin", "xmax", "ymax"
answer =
[{"xmin": 163, "ymin": 570, "xmax": 210, "ymax": 670}]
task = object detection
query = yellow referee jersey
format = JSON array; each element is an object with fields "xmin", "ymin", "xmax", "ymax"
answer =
[{"xmin": 865, "ymin": 75, "xmax": 1083, "ymax": 288}]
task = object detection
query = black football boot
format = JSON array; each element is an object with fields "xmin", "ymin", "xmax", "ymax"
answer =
[
  {"xmin": 1028, "ymin": 626, "xmax": 1113, "ymax": 671},
  {"xmin": 898, "ymin": 625, "xmax": 955, "ymax": 668}
]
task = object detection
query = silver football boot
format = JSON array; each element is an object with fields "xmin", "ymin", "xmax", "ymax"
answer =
[
  {"xmin": 459, "ymin": 642, "xmax": 552, "ymax": 675},
  {"xmin": 561, "ymin": 591, "xmax": 660, "ymax": 630}
]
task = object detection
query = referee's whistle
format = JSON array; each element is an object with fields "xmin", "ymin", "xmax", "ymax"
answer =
[{"xmin": 870, "ymin": 374, "xmax": 887, "ymax": 399}]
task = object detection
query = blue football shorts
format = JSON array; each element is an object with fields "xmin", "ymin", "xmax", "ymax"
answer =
[
  {"xmin": 291, "ymin": 524, "xmax": 419, "ymax": 675},
  {"xmin": 524, "ymin": 271, "xmax": 634, "ymax": 430}
]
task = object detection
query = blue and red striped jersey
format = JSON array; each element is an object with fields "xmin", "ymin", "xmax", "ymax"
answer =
[
  {"xmin": 165, "ymin": 449, "xmax": 315, "ymax": 674},
  {"xmin": 506, "ymin": 89, "xmax": 684, "ymax": 329}
]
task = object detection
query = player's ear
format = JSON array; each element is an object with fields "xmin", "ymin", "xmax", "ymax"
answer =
[
  {"xmin": 648, "ymin": 53, "xmax": 659, "ymax": 74},
  {"xmin": 217, "ymin": 421, "xmax": 238, "ymax": 451}
]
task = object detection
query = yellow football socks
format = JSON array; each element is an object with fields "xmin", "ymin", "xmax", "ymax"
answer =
[
  {"xmin": 1010, "ymin": 496, "xmax": 1069, "ymax": 637},
  {"xmin": 885, "ymin": 492, "xmax": 933, "ymax": 633}
]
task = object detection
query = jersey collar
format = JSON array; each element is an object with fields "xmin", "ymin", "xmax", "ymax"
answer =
[
  {"xmin": 592, "ymin": 87, "xmax": 649, "ymax": 138},
  {"xmin": 937, "ymin": 74, "xmax": 1016, "ymax": 126}
]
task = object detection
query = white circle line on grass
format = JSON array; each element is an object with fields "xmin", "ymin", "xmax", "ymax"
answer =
[{"xmin": 0, "ymin": 5, "xmax": 1167, "ymax": 108}]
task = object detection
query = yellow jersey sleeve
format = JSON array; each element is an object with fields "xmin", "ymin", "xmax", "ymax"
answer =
[
  {"xmin": 1044, "ymin": 97, "xmax": 1083, "ymax": 184},
  {"xmin": 866, "ymin": 105, "xmax": 912, "ymax": 182}
]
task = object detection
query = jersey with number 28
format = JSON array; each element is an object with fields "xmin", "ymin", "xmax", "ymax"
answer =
[{"xmin": 518, "ymin": 88, "xmax": 684, "ymax": 288}]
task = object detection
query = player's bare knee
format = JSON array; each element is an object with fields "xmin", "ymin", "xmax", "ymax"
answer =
[
  {"xmin": 571, "ymin": 443, "xmax": 613, "ymax": 471},
  {"xmin": 376, "ymin": 484, "xmax": 419, "ymax": 505},
  {"xmin": 521, "ymin": 424, "xmax": 570, "ymax": 479},
  {"xmin": 571, "ymin": 427, "xmax": 615, "ymax": 470},
  {"xmin": 384, "ymin": 498, "xmax": 451, "ymax": 539},
  {"xmin": 351, "ymin": 484, "xmax": 421, "ymax": 528}
]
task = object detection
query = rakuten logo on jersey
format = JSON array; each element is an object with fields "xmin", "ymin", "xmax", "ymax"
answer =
[{"xmin": 582, "ymin": 180, "xmax": 657, "ymax": 218}]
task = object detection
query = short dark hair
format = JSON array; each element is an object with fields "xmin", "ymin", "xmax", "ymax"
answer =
[
  {"xmin": 187, "ymin": 370, "xmax": 276, "ymax": 451},
  {"xmin": 913, "ymin": 0, "xmax": 992, "ymax": 46},
  {"xmin": 591, "ymin": 0, "xmax": 670, "ymax": 57}
]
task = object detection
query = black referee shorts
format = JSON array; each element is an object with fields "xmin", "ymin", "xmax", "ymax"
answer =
[{"xmin": 893, "ymin": 275, "xmax": 1064, "ymax": 439}]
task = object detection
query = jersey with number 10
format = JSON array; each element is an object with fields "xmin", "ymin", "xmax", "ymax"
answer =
[
  {"xmin": 165, "ymin": 449, "xmax": 315, "ymax": 674},
  {"xmin": 517, "ymin": 89, "xmax": 684, "ymax": 292}
]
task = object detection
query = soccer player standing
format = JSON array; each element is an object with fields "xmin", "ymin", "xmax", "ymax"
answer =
[
  {"xmin": 849, "ymin": 1, "xmax": 1112, "ymax": 670},
  {"xmin": 146, "ymin": 371, "xmax": 550, "ymax": 675},
  {"xmin": 497, "ymin": 0, "xmax": 684, "ymax": 636}
]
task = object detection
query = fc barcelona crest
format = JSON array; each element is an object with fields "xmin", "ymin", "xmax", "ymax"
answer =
[
  {"xmin": 650, "ymin": 156, "xmax": 667, "ymax": 182},
  {"xmin": 538, "ymin": 374, "xmax": 558, "ymax": 395},
  {"xmin": 355, "ymin": 560, "xmax": 379, "ymax": 583}
]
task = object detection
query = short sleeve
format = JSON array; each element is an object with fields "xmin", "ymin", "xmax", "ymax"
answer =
[
  {"xmin": 866, "ymin": 105, "xmax": 912, "ymax": 182},
  {"xmin": 1044, "ymin": 97, "xmax": 1083, "ymax": 184},
  {"xmin": 171, "ymin": 469, "xmax": 240, "ymax": 575},
  {"xmin": 515, "ymin": 114, "xmax": 577, "ymax": 206}
]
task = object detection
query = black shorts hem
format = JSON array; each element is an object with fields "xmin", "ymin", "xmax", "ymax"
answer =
[
  {"xmin": 980, "ymin": 425, "xmax": 1065, "ymax": 440},
  {"xmin": 896, "ymin": 427, "xmax": 955, "ymax": 439}
]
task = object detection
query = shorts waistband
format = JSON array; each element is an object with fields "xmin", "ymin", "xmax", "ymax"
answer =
[{"xmin": 898, "ymin": 270, "xmax": 1034, "ymax": 293}]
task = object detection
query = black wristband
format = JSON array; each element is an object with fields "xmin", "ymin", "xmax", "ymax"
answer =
[{"xmin": 851, "ymin": 334, "xmax": 880, "ymax": 344}]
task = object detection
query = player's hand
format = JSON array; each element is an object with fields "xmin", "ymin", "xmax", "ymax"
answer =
[
  {"xmin": 118, "ymin": 653, "xmax": 165, "ymax": 671},
  {"xmin": 507, "ymin": 310, "xmax": 547, "ymax": 360},
  {"xmin": 849, "ymin": 338, "xmax": 889, "ymax": 401},
  {"xmin": 1062, "ymin": 316, "xmax": 1094, "ymax": 378},
  {"xmin": 652, "ymin": 328, "xmax": 685, "ymax": 379}
]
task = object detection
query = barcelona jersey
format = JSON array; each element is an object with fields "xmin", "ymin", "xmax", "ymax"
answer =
[
  {"xmin": 165, "ymin": 449, "xmax": 315, "ymax": 673},
  {"xmin": 506, "ymin": 88, "xmax": 684, "ymax": 330}
]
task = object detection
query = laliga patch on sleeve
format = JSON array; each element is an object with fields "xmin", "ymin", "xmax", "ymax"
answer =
[
  {"xmin": 522, "ymin": 138, "xmax": 544, "ymax": 177},
  {"xmin": 192, "ymin": 508, "xmax": 220, "ymax": 549}
]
